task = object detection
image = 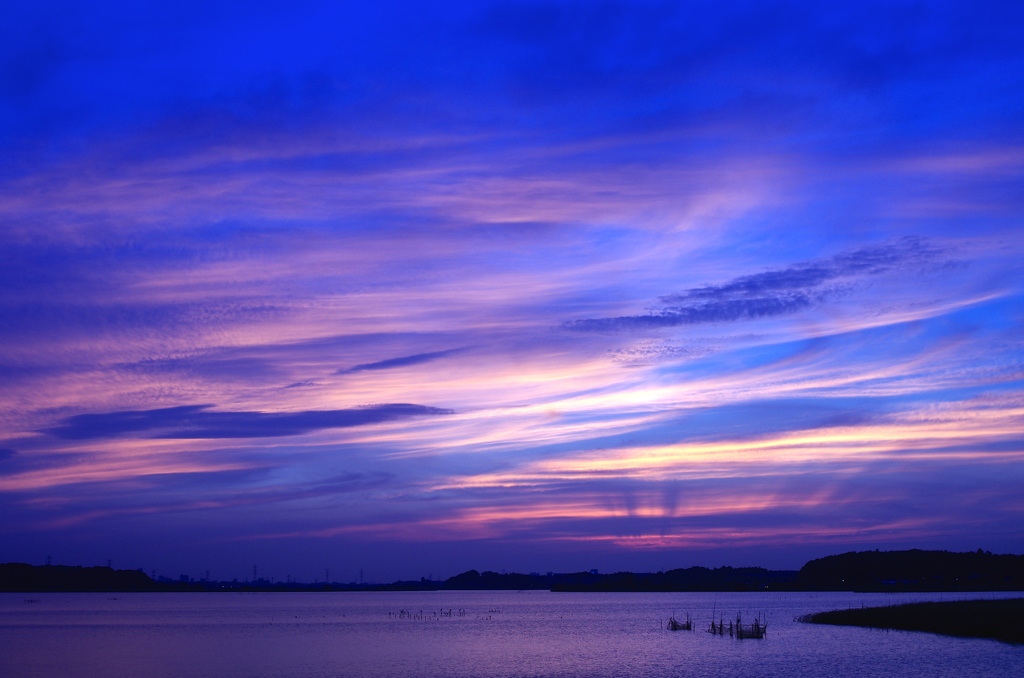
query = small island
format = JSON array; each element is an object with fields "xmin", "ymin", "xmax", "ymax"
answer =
[{"xmin": 800, "ymin": 598, "xmax": 1024, "ymax": 645}]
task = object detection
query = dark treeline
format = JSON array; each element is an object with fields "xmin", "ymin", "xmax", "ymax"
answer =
[
  {"xmin": 796, "ymin": 549, "xmax": 1024, "ymax": 592},
  {"xmin": 0, "ymin": 563, "xmax": 155, "ymax": 592},
  {"xmin": 550, "ymin": 566, "xmax": 796, "ymax": 592},
  {"xmin": 3, "ymin": 549, "xmax": 1023, "ymax": 593}
]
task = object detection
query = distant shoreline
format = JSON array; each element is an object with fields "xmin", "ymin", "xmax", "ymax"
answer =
[
  {"xmin": 4, "ymin": 549, "xmax": 1024, "ymax": 593},
  {"xmin": 799, "ymin": 598, "xmax": 1024, "ymax": 645}
]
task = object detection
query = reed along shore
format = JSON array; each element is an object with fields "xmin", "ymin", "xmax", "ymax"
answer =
[{"xmin": 799, "ymin": 598, "xmax": 1024, "ymax": 645}]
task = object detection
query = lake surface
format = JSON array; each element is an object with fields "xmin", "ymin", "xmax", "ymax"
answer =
[{"xmin": 1, "ymin": 591, "xmax": 1022, "ymax": 677}]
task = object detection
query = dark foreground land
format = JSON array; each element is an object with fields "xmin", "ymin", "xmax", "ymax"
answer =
[{"xmin": 800, "ymin": 598, "xmax": 1024, "ymax": 645}]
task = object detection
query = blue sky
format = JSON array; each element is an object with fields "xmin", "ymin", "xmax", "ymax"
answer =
[{"xmin": 1, "ymin": 0, "xmax": 1023, "ymax": 582}]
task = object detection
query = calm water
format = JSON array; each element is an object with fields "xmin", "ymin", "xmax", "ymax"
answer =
[{"xmin": 1, "ymin": 591, "xmax": 1022, "ymax": 677}]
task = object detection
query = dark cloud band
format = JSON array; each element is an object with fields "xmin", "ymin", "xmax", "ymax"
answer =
[
  {"xmin": 44, "ymin": 404, "xmax": 453, "ymax": 440},
  {"xmin": 336, "ymin": 348, "xmax": 466, "ymax": 375},
  {"xmin": 566, "ymin": 238, "xmax": 941, "ymax": 332}
]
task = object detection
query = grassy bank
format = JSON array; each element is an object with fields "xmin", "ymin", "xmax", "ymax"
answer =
[{"xmin": 799, "ymin": 598, "xmax": 1024, "ymax": 645}]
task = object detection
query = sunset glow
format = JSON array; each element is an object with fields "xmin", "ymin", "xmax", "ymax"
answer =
[{"xmin": 2, "ymin": 0, "xmax": 1023, "ymax": 582}]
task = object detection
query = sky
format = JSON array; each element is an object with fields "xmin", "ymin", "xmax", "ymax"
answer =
[{"xmin": 1, "ymin": 0, "xmax": 1023, "ymax": 583}]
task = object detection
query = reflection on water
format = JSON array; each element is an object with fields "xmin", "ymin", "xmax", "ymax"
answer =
[{"xmin": 1, "ymin": 591, "xmax": 1022, "ymax": 677}]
